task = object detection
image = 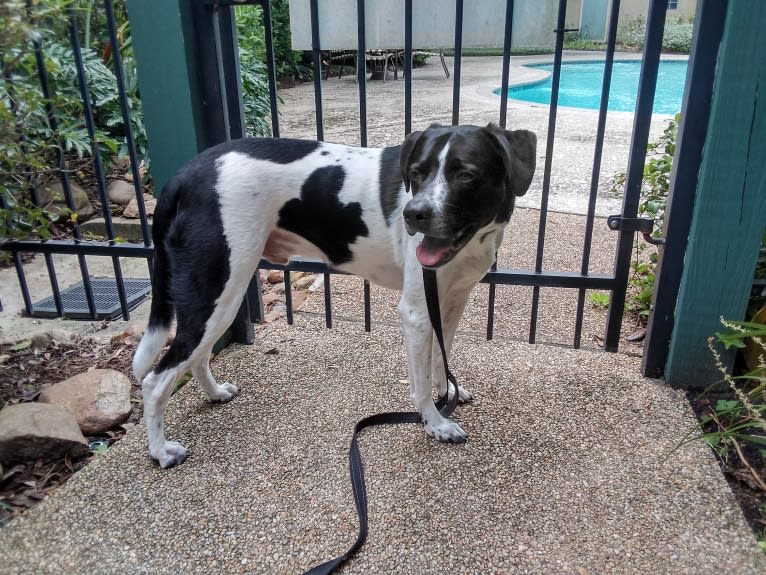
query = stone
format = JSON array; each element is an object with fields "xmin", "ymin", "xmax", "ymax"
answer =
[
  {"xmin": 267, "ymin": 270, "xmax": 284, "ymax": 284},
  {"xmin": 39, "ymin": 369, "xmax": 132, "ymax": 434},
  {"xmin": 261, "ymin": 292, "xmax": 282, "ymax": 306},
  {"xmin": 107, "ymin": 179, "xmax": 137, "ymax": 206},
  {"xmin": 0, "ymin": 403, "xmax": 88, "ymax": 464},
  {"xmin": 123, "ymin": 194, "xmax": 156, "ymax": 219},
  {"xmin": 38, "ymin": 181, "xmax": 94, "ymax": 219},
  {"xmin": 294, "ymin": 274, "xmax": 318, "ymax": 290},
  {"xmin": 291, "ymin": 290, "xmax": 309, "ymax": 310}
]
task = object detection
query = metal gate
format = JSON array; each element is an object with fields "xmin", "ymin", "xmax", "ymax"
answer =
[{"xmin": 0, "ymin": 0, "xmax": 726, "ymax": 374}]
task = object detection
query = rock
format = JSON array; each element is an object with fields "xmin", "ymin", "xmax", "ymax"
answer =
[
  {"xmin": 295, "ymin": 274, "xmax": 318, "ymax": 290},
  {"xmin": 39, "ymin": 369, "xmax": 132, "ymax": 434},
  {"xmin": 267, "ymin": 270, "xmax": 284, "ymax": 284},
  {"xmin": 0, "ymin": 403, "xmax": 89, "ymax": 464},
  {"xmin": 263, "ymin": 309, "xmax": 286, "ymax": 323},
  {"xmin": 39, "ymin": 181, "xmax": 95, "ymax": 219},
  {"xmin": 123, "ymin": 194, "xmax": 156, "ymax": 219},
  {"xmin": 107, "ymin": 180, "xmax": 136, "ymax": 205},
  {"xmin": 271, "ymin": 283, "xmax": 286, "ymax": 295},
  {"xmin": 291, "ymin": 290, "xmax": 309, "ymax": 310},
  {"xmin": 261, "ymin": 292, "xmax": 282, "ymax": 306}
]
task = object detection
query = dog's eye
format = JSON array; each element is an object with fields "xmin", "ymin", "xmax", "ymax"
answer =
[
  {"xmin": 458, "ymin": 171, "xmax": 476, "ymax": 183},
  {"xmin": 409, "ymin": 169, "xmax": 423, "ymax": 184}
]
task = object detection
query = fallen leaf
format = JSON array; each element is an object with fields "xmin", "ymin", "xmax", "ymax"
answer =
[{"xmin": 11, "ymin": 340, "xmax": 32, "ymax": 352}]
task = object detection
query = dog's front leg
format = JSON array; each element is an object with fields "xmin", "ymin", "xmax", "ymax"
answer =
[
  {"xmin": 399, "ymin": 291, "xmax": 467, "ymax": 444},
  {"xmin": 430, "ymin": 291, "xmax": 474, "ymax": 404}
]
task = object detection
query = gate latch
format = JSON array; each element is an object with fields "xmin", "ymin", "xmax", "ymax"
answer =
[{"xmin": 606, "ymin": 215, "xmax": 665, "ymax": 246}]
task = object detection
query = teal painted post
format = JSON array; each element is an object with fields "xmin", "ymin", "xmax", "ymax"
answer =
[
  {"xmin": 665, "ymin": 0, "xmax": 766, "ymax": 388},
  {"xmin": 126, "ymin": 0, "xmax": 205, "ymax": 195}
]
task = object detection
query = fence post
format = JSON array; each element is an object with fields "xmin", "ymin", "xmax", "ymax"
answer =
[
  {"xmin": 664, "ymin": 0, "xmax": 766, "ymax": 388},
  {"xmin": 125, "ymin": 0, "xmax": 206, "ymax": 194}
]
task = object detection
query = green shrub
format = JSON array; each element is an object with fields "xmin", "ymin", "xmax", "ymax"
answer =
[
  {"xmin": 616, "ymin": 16, "xmax": 694, "ymax": 53},
  {"xmin": 1, "ymin": 0, "xmax": 146, "ymax": 241}
]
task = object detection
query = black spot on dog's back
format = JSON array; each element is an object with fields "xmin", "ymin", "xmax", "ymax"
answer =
[
  {"xmin": 379, "ymin": 145, "xmax": 403, "ymax": 226},
  {"xmin": 278, "ymin": 166, "xmax": 369, "ymax": 265},
  {"xmin": 231, "ymin": 138, "xmax": 320, "ymax": 164}
]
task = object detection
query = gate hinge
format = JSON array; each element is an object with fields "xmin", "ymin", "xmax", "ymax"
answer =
[{"xmin": 607, "ymin": 215, "xmax": 665, "ymax": 246}]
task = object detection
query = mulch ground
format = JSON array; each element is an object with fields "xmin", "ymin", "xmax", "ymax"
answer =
[{"xmin": 0, "ymin": 330, "xmax": 141, "ymax": 525}]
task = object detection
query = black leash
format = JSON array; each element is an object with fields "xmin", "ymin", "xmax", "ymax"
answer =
[{"xmin": 304, "ymin": 267, "xmax": 459, "ymax": 574}]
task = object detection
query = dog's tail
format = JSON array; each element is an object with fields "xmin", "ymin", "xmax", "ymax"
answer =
[{"xmin": 132, "ymin": 175, "xmax": 182, "ymax": 381}]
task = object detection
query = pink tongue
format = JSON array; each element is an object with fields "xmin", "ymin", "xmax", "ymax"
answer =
[{"xmin": 416, "ymin": 244, "xmax": 451, "ymax": 267}]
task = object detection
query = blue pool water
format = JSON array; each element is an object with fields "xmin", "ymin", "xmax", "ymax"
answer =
[{"xmin": 497, "ymin": 60, "xmax": 688, "ymax": 114}]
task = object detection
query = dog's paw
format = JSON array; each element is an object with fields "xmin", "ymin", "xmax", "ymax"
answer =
[
  {"xmin": 447, "ymin": 383, "xmax": 474, "ymax": 404},
  {"xmin": 423, "ymin": 417, "xmax": 467, "ymax": 444},
  {"xmin": 151, "ymin": 440, "xmax": 189, "ymax": 468},
  {"xmin": 207, "ymin": 382, "xmax": 240, "ymax": 403}
]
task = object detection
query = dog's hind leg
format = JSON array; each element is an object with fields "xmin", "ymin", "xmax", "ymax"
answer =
[{"xmin": 192, "ymin": 358, "xmax": 240, "ymax": 403}]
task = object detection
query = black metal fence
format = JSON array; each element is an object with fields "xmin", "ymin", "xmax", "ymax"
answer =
[
  {"xmin": 194, "ymin": 0, "xmax": 684, "ymax": 354},
  {"xmin": 0, "ymin": 0, "xmax": 726, "ymax": 375},
  {"xmin": 1, "ymin": 0, "xmax": 153, "ymax": 320}
]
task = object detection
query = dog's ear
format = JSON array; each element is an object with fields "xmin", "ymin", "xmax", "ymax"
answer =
[
  {"xmin": 400, "ymin": 129, "xmax": 426, "ymax": 193},
  {"xmin": 485, "ymin": 123, "xmax": 537, "ymax": 197}
]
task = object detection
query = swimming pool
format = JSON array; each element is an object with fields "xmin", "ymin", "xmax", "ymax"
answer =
[{"xmin": 496, "ymin": 59, "xmax": 688, "ymax": 114}]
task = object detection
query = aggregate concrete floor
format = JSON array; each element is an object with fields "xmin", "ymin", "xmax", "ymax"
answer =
[
  {"xmin": 1, "ymin": 319, "xmax": 765, "ymax": 574},
  {"xmin": 1, "ymin": 54, "xmax": 764, "ymax": 574}
]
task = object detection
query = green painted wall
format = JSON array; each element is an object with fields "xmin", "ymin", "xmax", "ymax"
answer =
[
  {"xmin": 665, "ymin": 0, "xmax": 766, "ymax": 388},
  {"xmin": 126, "ymin": 0, "xmax": 205, "ymax": 195}
]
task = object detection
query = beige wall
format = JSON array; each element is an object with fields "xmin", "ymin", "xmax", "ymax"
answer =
[{"xmin": 566, "ymin": 0, "xmax": 697, "ymax": 33}]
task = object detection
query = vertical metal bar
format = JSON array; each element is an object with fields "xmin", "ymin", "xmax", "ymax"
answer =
[
  {"xmin": 103, "ymin": 0, "xmax": 151, "ymax": 251},
  {"xmin": 363, "ymin": 279, "xmax": 371, "ymax": 332},
  {"xmin": 604, "ymin": 0, "xmax": 669, "ymax": 352},
  {"xmin": 451, "ymin": 0, "xmax": 464, "ymax": 126},
  {"xmin": 498, "ymin": 0, "xmax": 514, "ymax": 129},
  {"xmin": 261, "ymin": 0, "xmax": 280, "ymax": 137},
  {"xmin": 43, "ymin": 256, "xmax": 64, "ymax": 317},
  {"xmin": 528, "ymin": 0, "xmax": 568, "ymax": 344},
  {"xmin": 355, "ymin": 0, "xmax": 371, "ymax": 325},
  {"xmin": 219, "ymin": 5, "xmax": 246, "ymax": 140},
  {"xmin": 11, "ymin": 254, "xmax": 34, "ymax": 317},
  {"xmin": 573, "ymin": 0, "xmax": 621, "ymax": 348},
  {"xmin": 31, "ymin": 18, "xmax": 97, "ymax": 318},
  {"xmin": 487, "ymin": 0, "xmax": 515, "ymax": 340},
  {"xmin": 356, "ymin": 0, "xmax": 368, "ymax": 146},
  {"xmin": 284, "ymin": 271, "xmax": 293, "ymax": 325},
  {"xmin": 231, "ymin": 294, "xmax": 254, "ymax": 343},
  {"xmin": 642, "ymin": 0, "xmax": 728, "ymax": 376},
  {"xmin": 323, "ymin": 272, "xmax": 333, "ymax": 328},
  {"xmin": 249, "ymin": 273, "xmax": 265, "ymax": 323},
  {"xmin": 70, "ymin": 10, "xmax": 130, "ymax": 319},
  {"xmin": 192, "ymin": 1, "xmax": 227, "ymax": 145},
  {"xmin": 211, "ymin": 8, "xmax": 232, "ymax": 141},
  {"xmin": 310, "ymin": 0, "xmax": 324, "ymax": 141},
  {"xmin": 404, "ymin": 0, "xmax": 413, "ymax": 135}
]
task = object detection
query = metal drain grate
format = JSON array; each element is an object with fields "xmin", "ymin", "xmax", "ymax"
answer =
[{"xmin": 30, "ymin": 278, "xmax": 152, "ymax": 320}]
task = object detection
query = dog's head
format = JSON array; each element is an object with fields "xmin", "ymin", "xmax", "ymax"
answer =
[{"xmin": 400, "ymin": 123, "xmax": 536, "ymax": 268}]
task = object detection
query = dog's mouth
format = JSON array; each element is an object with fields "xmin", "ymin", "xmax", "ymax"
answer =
[{"xmin": 415, "ymin": 227, "xmax": 476, "ymax": 268}]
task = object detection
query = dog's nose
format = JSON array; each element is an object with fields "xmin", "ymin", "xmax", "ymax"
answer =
[{"xmin": 403, "ymin": 202, "xmax": 433, "ymax": 229}]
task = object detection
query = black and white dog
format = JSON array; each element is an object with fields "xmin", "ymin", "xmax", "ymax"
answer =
[{"xmin": 133, "ymin": 123, "xmax": 536, "ymax": 468}]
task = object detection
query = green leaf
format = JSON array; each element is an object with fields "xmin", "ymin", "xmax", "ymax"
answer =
[{"xmin": 11, "ymin": 340, "xmax": 32, "ymax": 351}]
